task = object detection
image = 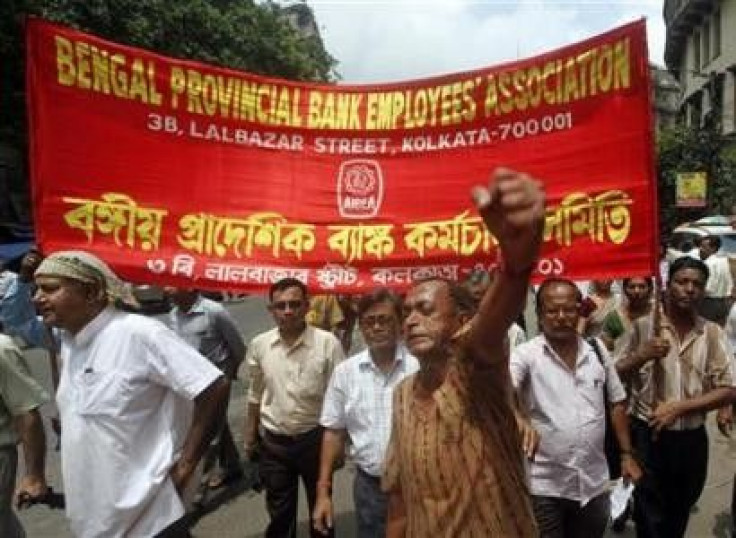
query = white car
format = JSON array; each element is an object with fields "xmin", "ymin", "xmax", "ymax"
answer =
[
  {"xmin": 666, "ymin": 217, "xmax": 736, "ymax": 285},
  {"xmin": 667, "ymin": 216, "xmax": 736, "ymax": 260}
]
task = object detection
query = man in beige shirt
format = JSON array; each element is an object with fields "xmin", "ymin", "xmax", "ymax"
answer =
[
  {"xmin": 244, "ymin": 278, "xmax": 344, "ymax": 538},
  {"xmin": 617, "ymin": 255, "xmax": 735, "ymax": 538}
]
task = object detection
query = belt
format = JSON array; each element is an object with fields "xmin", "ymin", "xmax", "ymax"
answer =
[
  {"xmin": 261, "ymin": 426, "xmax": 322, "ymax": 445},
  {"xmin": 356, "ymin": 466, "xmax": 381, "ymax": 483}
]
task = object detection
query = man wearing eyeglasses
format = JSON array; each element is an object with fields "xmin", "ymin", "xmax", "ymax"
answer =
[
  {"xmin": 510, "ymin": 278, "xmax": 641, "ymax": 538},
  {"xmin": 312, "ymin": 288, "xmax": 418, "ymax": 538},
  {"xmin": 244, "ymin": 278, "xmax": 344, "ymax": 538}
]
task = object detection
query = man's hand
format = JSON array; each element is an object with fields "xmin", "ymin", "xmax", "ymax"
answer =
[
  {"xmin": 14, "ymin": 475, "xmax": 47, "ymax": 509},
  {"xmin": 516, "ymin": 416, "xmax": 540, "ymax": 460},
  {"xmin": 639, "ymin": 337, "xmax": 670, "ymax": 363},
  {"xmin": 312, "ymin": 492, "xmax": 334, "ymax": 535},
  {"xmin": 717, "ymin": 405, "xmax": 733, "ymax": 437},
  {"xmin": 471, "ymin": 168, "xmax": 545, "ymax": 273},
  {"xmin": 169, "ymin": 458, "xmax": 196, "ymax": 494},
  {"xmin": 649, "ymin": 400, "xmax": 684, "ymax": 432},
  {"xmin": 243, "ymin": 440, "xmax": 260, "ymax": 462},
  {"xmin": 620, "ymin": 454, "xmax": 643, "ymax": 484}
]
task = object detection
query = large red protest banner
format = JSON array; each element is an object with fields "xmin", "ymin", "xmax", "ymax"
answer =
[{"xmin": 27, "ymin": 18, "xmax": 656, "ymax": 293}]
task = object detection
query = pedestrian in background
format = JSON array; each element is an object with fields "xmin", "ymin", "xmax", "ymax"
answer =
[
  {"xmin": 167, "ymin": 287, "xmax": 246, "ymax": 491},
  {"xmin": 313, "ymin": 287, "xmax": 418, "ymax": 537},
  {"xmin": 244, "ymin": 278, "xmax": 344, "ymax": 538},
  {"xmin": 0, "ymin": 335, "xmax": 48, "ymax": 538}
]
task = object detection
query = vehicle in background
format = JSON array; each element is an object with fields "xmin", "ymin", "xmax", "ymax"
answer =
[
  {"xmin": 667, "ymin": 216, "xmax": 736, "ymax": 259},
  {"xmin": 666, "ymin": 216, "xmax": 736, "ymax": 284}
]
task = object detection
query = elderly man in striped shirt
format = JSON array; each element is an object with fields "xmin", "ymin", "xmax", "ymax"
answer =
[
  {"xmin": 313, "ymin": 288, "xmax": 418, "ymax": 537},
  {"xmin": 382, "ymin": 168, "xmax": 545, "ymax": 537}
]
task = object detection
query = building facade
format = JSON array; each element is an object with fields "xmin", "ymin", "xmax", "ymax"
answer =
[{"xmin": 664, "ymin": 0, "xmax": 736, "ymax": 136}]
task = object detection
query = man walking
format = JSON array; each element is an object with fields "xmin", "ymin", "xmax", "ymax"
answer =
[
  {"xmin": 695, "ymin": 235, "xmax": 733, "ymax": 326},
  {"xmin": 33, "ymin": 251, "xmax": 229, "ymax": 538},
  {"xmin": 0, "ymin": 335, "xmax": 48, "ymax": 538},
  {"xmin": 167, "ymin": 288, "xmax": 246, "ymax": 489},
  {"xmin": 313, "ymin": 288, "xmax": 418, "ymax": 537},
  {"xmin": 511, "ymin": 278, "xmax": 641, "ymax": 538},
  {"xmin": 382, "ymin": 168, "xmax": 542, "ymax": 537},
  {"xmin": 244, "ymin": 278, "xmax": 344, "ymax": 538},
  {"xmin": 0, "ymin": 249, "xmax": 45, "ymax": 348},
  {"xmin": 617, "ymin": 255, "xmax": 735, "ymax": 538}
]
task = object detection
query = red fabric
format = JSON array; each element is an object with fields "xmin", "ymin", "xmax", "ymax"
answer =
[{"xmin": 27, "ymin": 18, "xmax": 656, "ymax": 292}]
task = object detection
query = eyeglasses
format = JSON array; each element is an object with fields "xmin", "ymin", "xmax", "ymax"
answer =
[
  {"xmin": 271, "ymin": 300, "xmax": 304, "ymax": 311},
  {"xmin": 360, "ymin": 315, "xmax": 396, "ymax": 328}
]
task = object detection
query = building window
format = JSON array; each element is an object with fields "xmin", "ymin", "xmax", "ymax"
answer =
[
  {"xmin": 713, "ymin": 9, "xmax": 721, "ymax": 59},
  {"xmin": 702, "ymin": 22, "xmax": 710, "ymax": 65},
  {"xmin": 692, "ymin": 31, "xmax": 701, "ymax": 72}
]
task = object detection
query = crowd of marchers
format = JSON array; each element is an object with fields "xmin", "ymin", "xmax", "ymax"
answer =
[{"xmin": 1, "ymin": 168, "xmax": 735, "ymax": 538}]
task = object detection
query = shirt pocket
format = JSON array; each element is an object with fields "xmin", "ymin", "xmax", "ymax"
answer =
[
  {"xmin": 298, "ymin": 354, "xmax": 328, "ymax": 399},
  {"xmin": 76, "ymin": 371, "xmax": 128, "ymax": 417},
  {"xmin": 577, "ymin": 370, "xmax": 606, "ymax": 420}
]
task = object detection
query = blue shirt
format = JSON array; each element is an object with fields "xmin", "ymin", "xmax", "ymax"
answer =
[{"xmin": 0, "ymin": 275, "xmax": 45, "ymax": 348}]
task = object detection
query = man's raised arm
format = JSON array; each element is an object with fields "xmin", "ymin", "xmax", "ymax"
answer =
[{"xmin": 468, "ymin": 168, "xmax": 545, "ymax": 364}]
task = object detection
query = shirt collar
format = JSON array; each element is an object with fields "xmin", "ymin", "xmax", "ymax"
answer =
[
  {"xmin": 541, "ymin": 334, "xmax": 591, "ymax": 368},
  {"xmin": 660, "ymin": 313, "xmax": 706, "ymax": 335},
  {"xmin": 269, "ymin": 324, "xmax": 314, "ymax": 349},
  {"xmin": 357, "ymin": 344, "xmax": 407, "ymax": 370},
  {"xmin": 65, "ymin": 306, "xmax": 116, "ymax": 348}
]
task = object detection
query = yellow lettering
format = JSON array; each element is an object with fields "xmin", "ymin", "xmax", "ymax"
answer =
[{"xmin": 54, "ymin": 36, "xmax": 75, "ymax": 86}]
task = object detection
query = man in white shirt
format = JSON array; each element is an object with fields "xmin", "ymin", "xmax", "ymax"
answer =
[
  {"xmin": 696, "ymin": 235, "xmax": 733, "ymax": 326},
  {"xmin": 33, "ymin": 251, "xmax": 229, "ymax": 538},
  {"xmin": 510, "ymin": 278, "xmax": 641, "ymax": 538},
  {"xmin": 313, "ymin": 288, "xmax": 418, "ymax": 538}
]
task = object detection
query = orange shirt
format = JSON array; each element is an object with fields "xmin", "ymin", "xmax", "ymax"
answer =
[{"xmin": 383, "ymin": 355, "xmax": 537, "ymax": 537}]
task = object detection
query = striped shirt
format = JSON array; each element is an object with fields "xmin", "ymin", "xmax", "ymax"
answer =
[
  {"xmin": 382, "ymin": 353, "xmax": 537, "ymax": 537},
  {"xmin": 622, "ymin": 313, "xmax": 734, "ymax": 430},
  {"xmin": 319, "ymin": 345, "xmax": 419, "ymax": 476}
]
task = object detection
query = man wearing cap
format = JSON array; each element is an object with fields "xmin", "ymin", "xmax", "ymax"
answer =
[{"xmin": 33, "ymin": 251, "xmax": 230, "ymax": 538}]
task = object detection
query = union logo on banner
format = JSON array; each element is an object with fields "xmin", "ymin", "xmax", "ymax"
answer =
[{"xmin": 336, "ymin": 160, "xmax": 384, "ymax": 219}]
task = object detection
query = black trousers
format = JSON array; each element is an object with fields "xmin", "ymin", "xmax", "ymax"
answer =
[
  {"xmin": 259, "ymin": 427, "xmax": 332, "ymax": 538},
  {"xmin": 631, "ymin": 417, "xmax": 708, "ymax": 538}
]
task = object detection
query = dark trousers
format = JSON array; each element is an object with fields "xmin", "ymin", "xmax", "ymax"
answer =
[
  {"xmin": 531, "ymin": 492, "xmax": 609, "ymax": 538},
  {"xmin": 0, "ymin": 446, "xmax": 25, "ymax": 538},
  {"xmin": 353, "ymin": 468, "xmax": 388, "ymax": 538},
  {"xmin": 631, "ymin": 417, "xmax": 708, "ymax": 538},
  {"xmin": 203, "ymin": 359, "xmax": 241, "ymax": 478},
  {"xmin": 259, "ymin": 427, "xmax": 331, "ymax": 538}
]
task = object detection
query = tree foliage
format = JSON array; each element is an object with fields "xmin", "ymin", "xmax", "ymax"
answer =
[
  {"xmin": 656, "ymin": 124, "xmax": 736, "ymax": 236},
  {"xmin": 0, "ymin": 0, "xmax": 338, "ymax": 146}
]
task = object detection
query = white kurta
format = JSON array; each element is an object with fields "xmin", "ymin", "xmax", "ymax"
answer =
[{"xmin": 56, "ymin": 307, "xmax": 221, "ymax": 538}]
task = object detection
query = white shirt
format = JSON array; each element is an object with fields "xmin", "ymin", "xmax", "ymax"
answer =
[
  {"xmin": 508, "ymin": 323, "xmax": 526, "ymax": 351},
  {"xmin": 319, "ymin": 345, "xmax": 418, "ymax": 477},
  {"xmin": 703, "ymin": 254, "xmax": 733, "ymax": 298},
  {"xmin": 56, "ymin": 307, "xmax": 222, "ymax": 538},
  {"xmin": 728, "ymin": 303, "xmax": 736, "ymax": 355},
  {"xmin": 510, "ymin": 335, "xmax": 626, "ymax": 505}
]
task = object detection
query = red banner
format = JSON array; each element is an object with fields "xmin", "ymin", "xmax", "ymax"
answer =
[{"xmin": 27, "ymin": 18, "xmax": 657, "ymax": 293}]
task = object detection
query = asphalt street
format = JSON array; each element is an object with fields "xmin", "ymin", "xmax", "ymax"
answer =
[{"xmin": 16, "ymin": 296, "xmax": 736, "ymax": 537}]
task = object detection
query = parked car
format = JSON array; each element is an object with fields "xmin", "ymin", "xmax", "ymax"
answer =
[
  {"xmin": 666, "ymin": 216, "xmax": 736, "ymax": 285},
  {"xmin": 666, "ymin": 216, "xmax": 736, "ymax": 260}
]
